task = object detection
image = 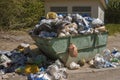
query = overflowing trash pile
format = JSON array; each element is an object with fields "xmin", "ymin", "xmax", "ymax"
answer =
[
  {"xmin": 28, "ymin": 60, "xmax": 67, "ymax": 80},
  {"xmin": 89, "ymin": 48, "xmax": 120, "ymax": 69},
  {"xmin": 31, "ymin": 12, "xmax": 107, "ymax": 38},
  {"xmin": 0, "ymin": 43, "xmax": 68, "ymax": 80}
]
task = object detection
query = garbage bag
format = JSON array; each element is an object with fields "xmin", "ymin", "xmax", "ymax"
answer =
[
  {"xmin": 69, "ymin": 62, "xmax": 80, "ymax": 69},
  {"xmin": 15, "ymin": 65, "xmax": 39, "ymax": 74},
  {"xmin": 92, "ymin": 18, "xmax": 104, "ymax": 27},
  {"xmin": 103, "ymin": 49, "xmax": 111, "ymax": 61},
  {"xmin": 93, "ymin": 54, "xmax": 105, "ymax": 68},
  {"xmin": 46, "ymin": 12, "xmax": 58, "ymax": 19},
  {"xmin": 16, "ymin": 43, "xmax": 30, "ymax": 54},
  {"xmin": 68, "ymin": 43, "xmax": 78, "ymax": 57},
  {"xmin": 65, "ymin": 16, "xmax": 72, "ymax": 22},
  {"xmin": 28, "ymin": 73, "xmax": 52, "ymax": 80},
  {"xmin": 33, "ymin": 23, "xmax": 52, "ymax": 35},
  {"xmin": 47, "ymin": 61, "xmax": 67, "ymax": 80},
  {"xmin": 112, "ymin": 48, "xmax": 120, "ymax": 59}
]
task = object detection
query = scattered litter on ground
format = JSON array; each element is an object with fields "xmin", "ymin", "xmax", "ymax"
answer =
[
  {"xmin": 1, "ymin": 43, "xmax": 120, "ymax": 80},
  {"xmin": 89, "ymin": 48, "xmax": 120, "ymax": 69},
  {"xmin": 69, "ymin": 62, "xmax": 80, "ymax": 70},
  {"xmin": 0, "ymin": 43, "xmax": 68, "ymax": 80}
]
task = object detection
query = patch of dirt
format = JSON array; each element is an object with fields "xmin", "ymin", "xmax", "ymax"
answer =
[
  {"xmin": 107, "ymin": 33, "xmax": 120, "ymax": 50},
  {"xmin": 0, "ymin": 31, "xmax": 35, "ymax": 50}
]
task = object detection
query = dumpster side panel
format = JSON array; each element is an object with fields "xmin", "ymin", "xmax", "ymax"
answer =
[
  {"xmin": 52, "ymin": 38, "xmax": 69, "ymax": 54},
  {"xmin": 35, "ymin": 38, "xmax": 58, "ymax": 59},
  {"xmin": 70, "ymin": 35, "xmax": 94, "ymax": 50},
  {"xmin": 95, "ymin": 33, "xmax": 108, "ymax": 46},
  {"xmin": 34, "ymin": 37, "xmax": 70, "ymax": 59}
]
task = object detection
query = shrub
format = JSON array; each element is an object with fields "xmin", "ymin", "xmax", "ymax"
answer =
[{"xmin": 0, "ymin": 0, "xmax": 44, "ymax": 30}]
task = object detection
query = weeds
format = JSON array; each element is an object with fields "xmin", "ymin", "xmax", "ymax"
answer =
[{"xmin": 105, "ymin": 24, "xmax": 120, "ymax": 35}]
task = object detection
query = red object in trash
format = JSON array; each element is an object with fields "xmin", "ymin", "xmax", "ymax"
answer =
[{"xmin": 68, "ymin": 43, "xmax": 78, "ymax": 57}]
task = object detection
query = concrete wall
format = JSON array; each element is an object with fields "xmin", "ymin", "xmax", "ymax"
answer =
[
  {"xmin": 98, "ymin": 2, "xmax": 105, "ymax": 21},
  {"xmin": 45, "ymin": 0, "xmax": 105, "ymax": 21}
]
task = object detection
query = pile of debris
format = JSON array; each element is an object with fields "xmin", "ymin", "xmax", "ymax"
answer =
[
  {"xmin": 0, "ymin": 42, "xmax": 120, "ymax": 80},
  {"xmin": 31, "ymin": 12, "xmax": 107, "ymax": 38},
  {"xmin": 28, "ymin": 60, "xmax": 67, "ymax": 80},
  {"xmin": 89, "ymin": 48, "xmax": 120, "ymax": 69},
  {"xmin": 0, "ymin": 43, "xmax": 68, "ymax": 80}
]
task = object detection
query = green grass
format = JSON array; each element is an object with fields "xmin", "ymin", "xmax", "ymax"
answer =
[{"xmin": 105, "ymin": 24, "xmax": 120, "ymax": 35}]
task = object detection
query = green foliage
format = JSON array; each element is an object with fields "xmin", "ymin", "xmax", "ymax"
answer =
[
  {"xmin": 105, "ymin": 0, "xmax": 120, "ymax": 23},
  {"xmin": 0, "ymin": 0, "xmax": 44, "ymax": 30},
  {"xmin": 107, "ymin": 0, "xmax": 120, "ymax": 10},
  {"xmin": 106, "ymin": 24, "xmax": 120, "ymax": 35}
]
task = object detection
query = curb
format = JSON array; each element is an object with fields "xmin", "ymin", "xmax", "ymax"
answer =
[{"xmin": 67, "ymin": 66, "xmax": 120, "ymax": 74}]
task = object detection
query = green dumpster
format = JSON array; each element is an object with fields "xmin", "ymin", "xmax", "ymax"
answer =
[{"xmin": 30, "ymin": 32, "xmax": 108, "ymax": 67}]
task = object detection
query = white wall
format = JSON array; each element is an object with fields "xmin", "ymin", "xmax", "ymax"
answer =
[
  {"xmin": 45, "ymin": 0, "xmax": 105, "ymax": 21},
  {"xmin": 98, "ymin": 2, "xmax": 105, "ymax": 21}
]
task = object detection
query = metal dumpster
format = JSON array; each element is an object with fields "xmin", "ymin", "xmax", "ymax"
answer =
[{"xmin": 30, "ymin": 32, "xmax": 108, "ymax": 67}]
